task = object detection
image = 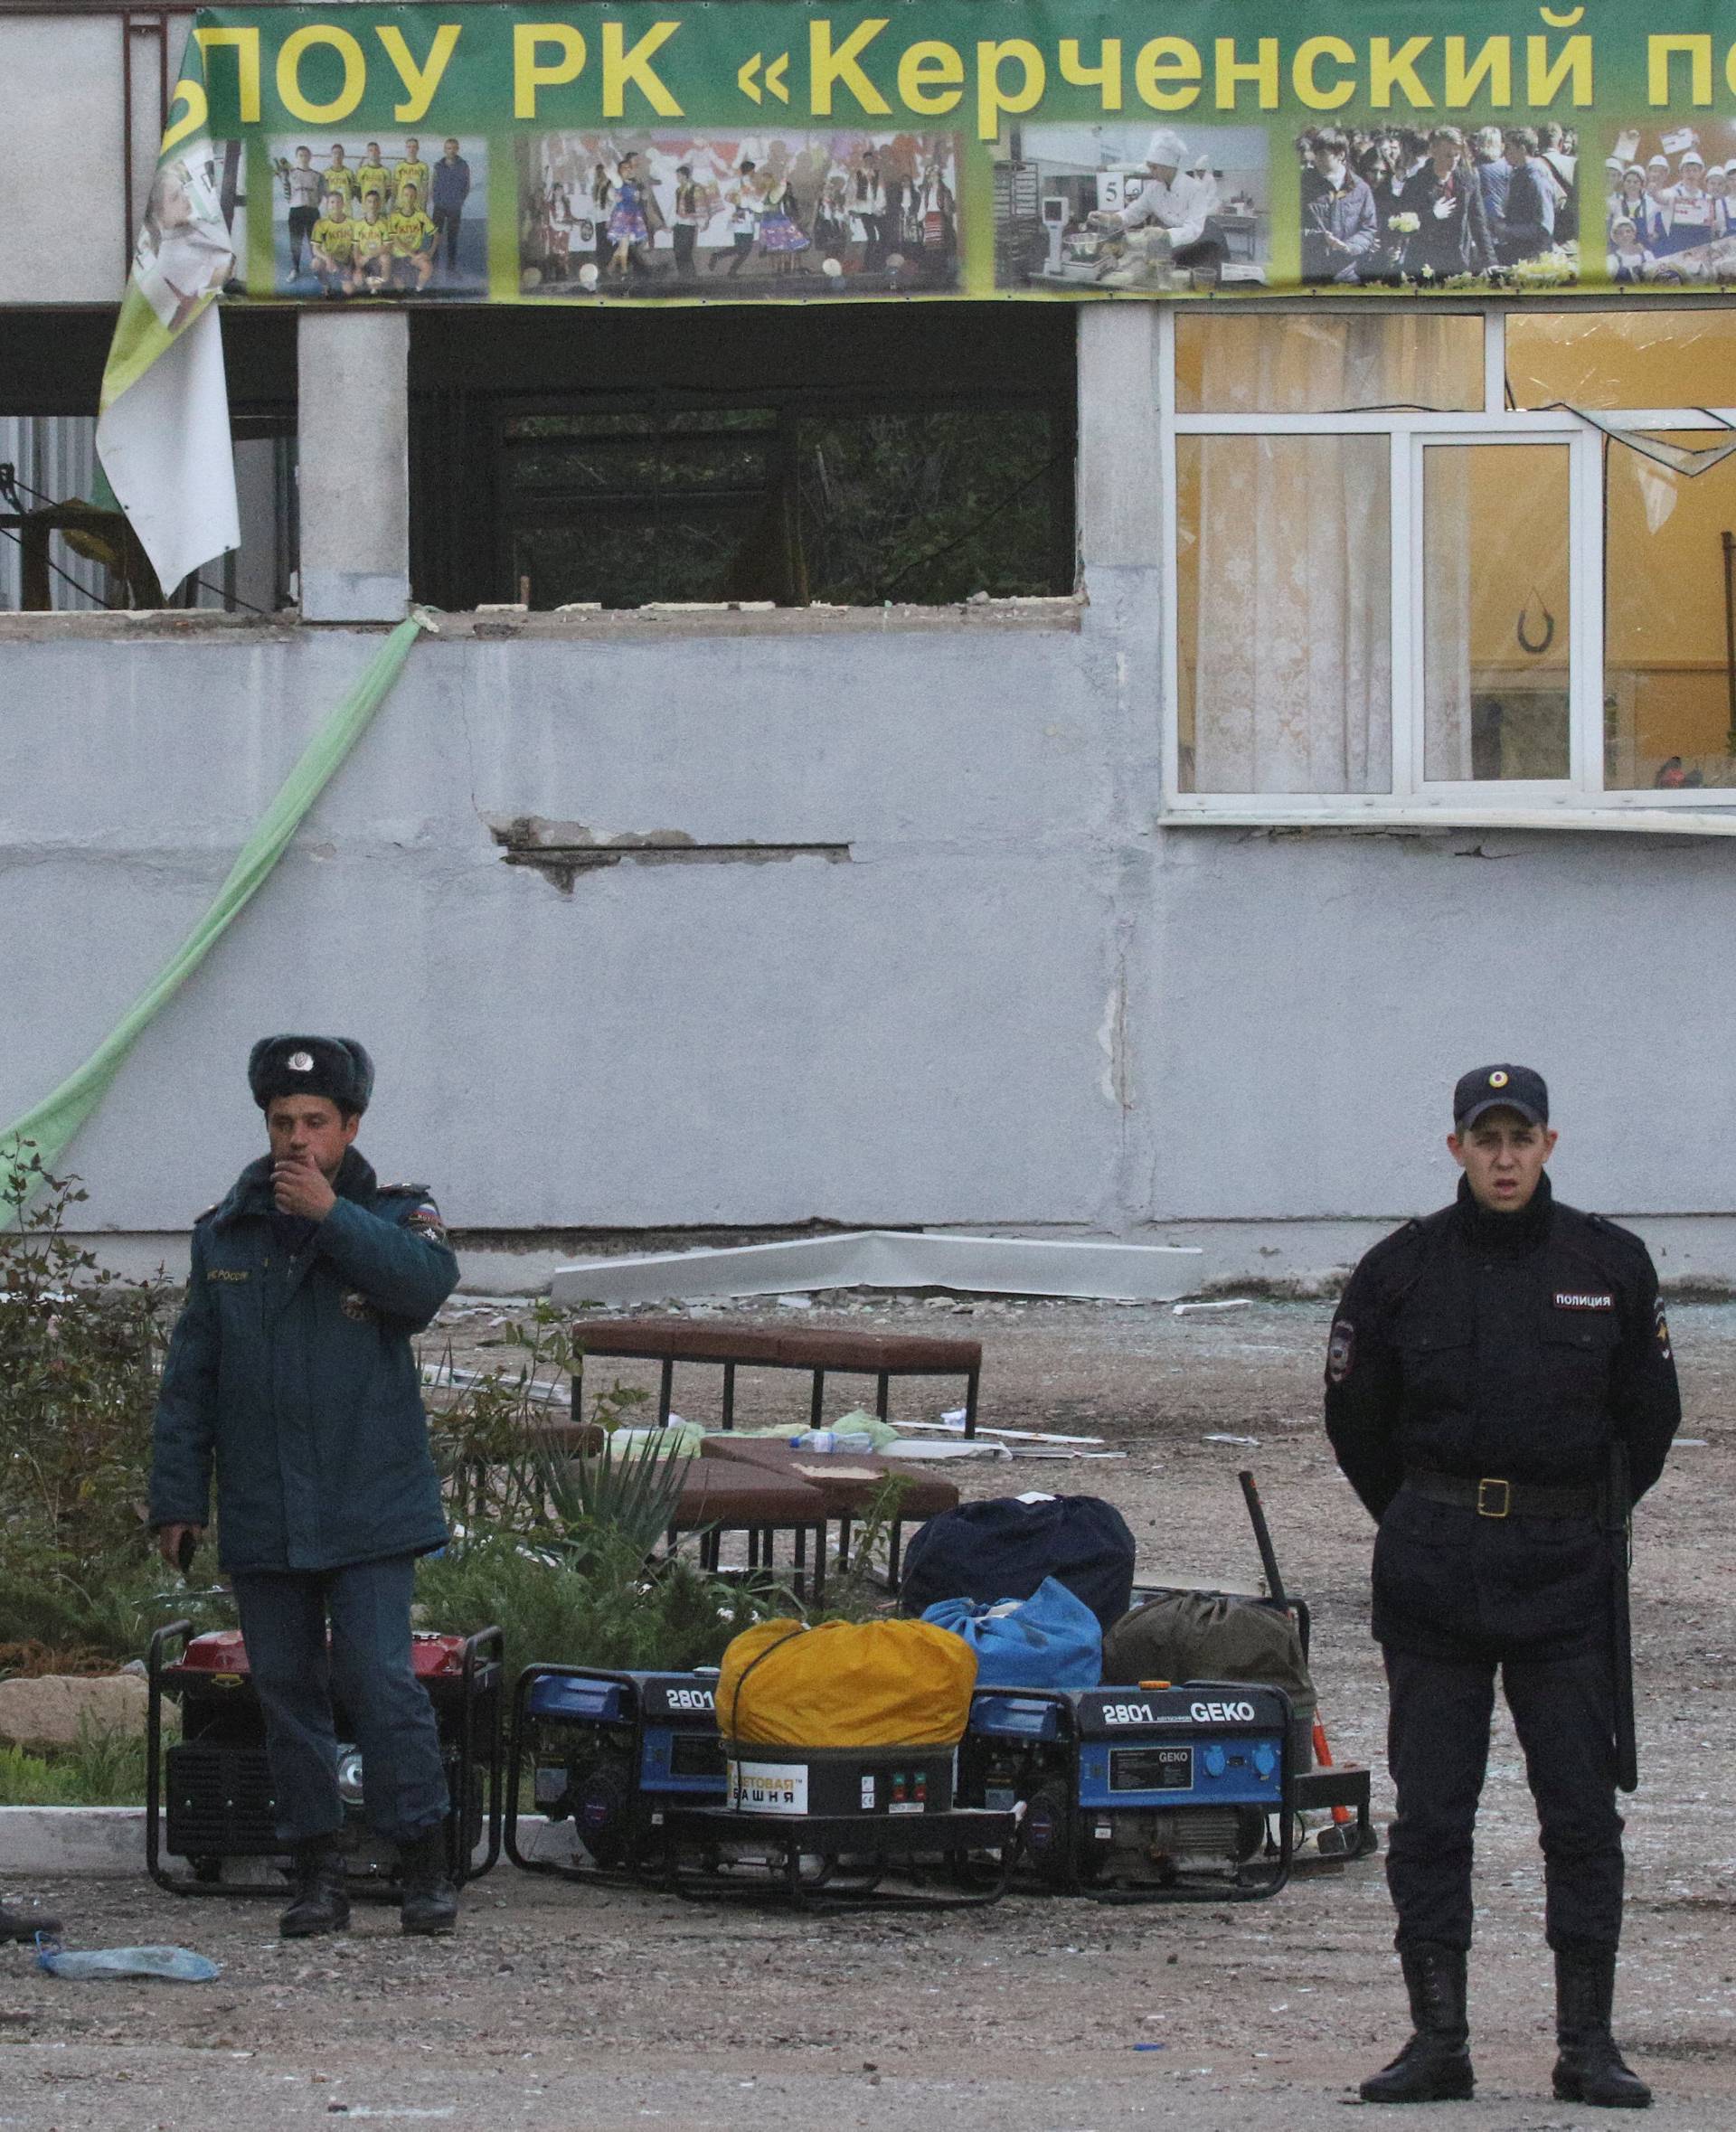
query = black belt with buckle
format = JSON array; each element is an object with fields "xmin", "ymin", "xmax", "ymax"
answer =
[{"xmin": 1403, "ymin": 1469, "xmax": 1600, "ymax": 1520}]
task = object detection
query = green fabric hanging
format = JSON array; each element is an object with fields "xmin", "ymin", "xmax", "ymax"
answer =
[{"xmin": 2, "ymin": 614, "xmax": 429, "ymax": 1186}]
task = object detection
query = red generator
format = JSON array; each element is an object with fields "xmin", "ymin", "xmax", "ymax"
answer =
[{"xmin": 146, "ymin": 1620, "xmax": 505, "ymax": 1899}]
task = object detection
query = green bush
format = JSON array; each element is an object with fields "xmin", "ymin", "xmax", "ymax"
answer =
[
  {"xmin": 416, "ymin": 1529, "xmax": 788, "ymax": 1675},
  {"xmin": 0, "ymin": 1153, "xmax": 180, "ymax": 1669},
  {"xmin": 0, "ymin": 1720, "xmax": 151, "ymax": 1807}
]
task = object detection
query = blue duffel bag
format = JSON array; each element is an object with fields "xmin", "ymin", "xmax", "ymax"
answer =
[
  {"xmin": 921, "ymin": 1576, "xmax": 1104, "ymax": 1690},
  {"xmin": 899, "ymin": 1493, "xmax": 1137, "ymax": 1631}
]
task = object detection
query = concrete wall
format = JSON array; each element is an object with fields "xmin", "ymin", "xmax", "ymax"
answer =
[
  {"xmin": 0, "ymin": 13, "xmax": 180, "ymax": 306},
  {"xmin": 8, "ymin": 586, "xmax": 1736, "ymax": 1287}
]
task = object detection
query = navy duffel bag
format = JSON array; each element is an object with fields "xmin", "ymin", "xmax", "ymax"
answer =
[{"xmin": 898, "ymin": 1494, "xmax": 1136, "ymax": 1632}]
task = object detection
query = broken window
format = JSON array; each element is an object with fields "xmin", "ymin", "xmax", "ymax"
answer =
[
  {"xmin": 409, "ymin": 304, "xmax": 1076, "ymax": 610},
  {"xmin": 1, "ymin": 313, "xmax": 298, "ymax": 614}
]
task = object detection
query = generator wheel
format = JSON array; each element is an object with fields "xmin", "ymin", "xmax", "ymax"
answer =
[{"xmin": 1023, "ymin": 1782, "xmax": 1076, "ymax": 1891}]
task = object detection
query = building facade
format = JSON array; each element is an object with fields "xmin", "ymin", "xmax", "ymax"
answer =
[{"xmin": 5, "ymin": 6, "xmax": 1736, "ymax": 1290}]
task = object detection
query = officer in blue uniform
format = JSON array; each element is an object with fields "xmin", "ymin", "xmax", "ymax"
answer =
[
  {"xmin": 1326, "ymin": 1066, "xmax": 1679, "ymax": 2109},
  {"xmin": 150, "ymin": 1037, "xmax": 461, "ymax": 1938}
]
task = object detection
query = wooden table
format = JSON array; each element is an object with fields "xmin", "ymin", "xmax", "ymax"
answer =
[
  {"xmin": 665, "ymin": 1460, "xmax": 833, "ymax": 1601},
  {"xmin": 699, "ymin": 1436, "xmax": 959, "ymax": 1589}
]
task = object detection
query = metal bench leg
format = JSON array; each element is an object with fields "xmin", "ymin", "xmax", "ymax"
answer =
[
  {"xmin": 889, "ymin": 1519, "xmax": 905, "ymax": 1590},
  {"xmin": 571, "ymin": 1362, "xmax": 583, "ymax": 1426},
  {"xmin": 722, "ymin": 1363, "xmax": 736, "ymax": 1432},
  {"xmin": 657, "ymin": 1359, "xmax": 675, "ymax": 1428},
  {"xmin": 794, "ymin": 1523, "xmax": 807, "ymax": 1601},
  {"xmin": 875, "ymin": 1372, "xmax": 890, "ymax": 1421},
  {"xmin": 809, "ymin": 1369, "xmax": 826, "ymax": 1434},
  {"xmin": 813, "ymin": 1524, "xmax": 827, "ymax": 1605},
  {"xmin": 963, "ymin": 1368, "xmax": 980, "ymax": 1441},
  {"xmin": 836, "ymin": 1514, "xmax": 853, "ymax": 1571}
]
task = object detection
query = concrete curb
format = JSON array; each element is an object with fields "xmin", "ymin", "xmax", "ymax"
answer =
[{"xmin": 0, "ymin": 1807, "xmax": 559, "ymax": 1879}]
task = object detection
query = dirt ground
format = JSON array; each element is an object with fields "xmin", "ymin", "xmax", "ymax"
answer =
[{"xmin": 4, "ymin": 1294, "xmax": 1733, "ymax": 2132}]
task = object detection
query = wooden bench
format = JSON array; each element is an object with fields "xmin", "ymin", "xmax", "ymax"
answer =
[{"xmin": 571, "ymin": 1317, "xmax": 984, "ymax": 1438}]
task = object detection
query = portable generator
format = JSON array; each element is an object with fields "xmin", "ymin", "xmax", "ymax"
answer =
[
  {"xmin": 505, "ymin": 1665, "xmax": 729, "ymax": 1882},
  {"xmin": 957, "ymin": 1680, "xmax": 1293, "ymax": 1901},
  {"xmin": 657, "ymin": 1735, "xmax": 1019, "ymax": 1910},
  {"xmin": 146, "ymin": 1618, "xmax": 505, "ymax": 1898}
]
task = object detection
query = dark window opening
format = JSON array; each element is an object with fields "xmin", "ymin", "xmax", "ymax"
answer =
[
  {"xmin": 410, "ymin": 303, "xmax": 1075, "ymax": 610},
  {"xmin": 1, "ymin": 310, "xmax": 298, "ymax": 615}
]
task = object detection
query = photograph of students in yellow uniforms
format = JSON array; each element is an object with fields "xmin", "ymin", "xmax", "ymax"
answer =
[
  {"xmin": 387, "ymin": 183, "xmax": 438, "ymax": 290},
  {"xmin": 270, "ymin": 136, "xmax": 488, "ymax": 297},
  {"xmin": 309, "ymin": 191, "xmax": 357, "ymax": 297},
  {"xmin": 351, "ymin": 191, "xmax": 392, "ymax": 293}
]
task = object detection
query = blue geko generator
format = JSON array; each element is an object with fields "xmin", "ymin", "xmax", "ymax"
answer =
[
  {"xmin": 505, "ymin": 1665, "xmax": 727, "ymax": 1882},
  {"xmin": 957, "ymin": 1680, "xmax": 1294, "ymax": 1901}
]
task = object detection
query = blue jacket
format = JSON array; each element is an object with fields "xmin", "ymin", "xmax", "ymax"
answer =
[{"xmin": 149, "ymin": 1148, "xmax": 458, "ymax": 1572}]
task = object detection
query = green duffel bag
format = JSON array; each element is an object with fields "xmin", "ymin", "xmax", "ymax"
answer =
[{"xmin": 1102, "ymin": 1591, "xmax": 1316, "ymax": 1773}]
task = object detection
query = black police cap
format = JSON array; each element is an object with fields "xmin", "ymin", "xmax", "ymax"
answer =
[
  {"xmin": 248, "ymin": 1035, "xmax": 374, "ymax": 1115},
  {"xmin": 1453, "ymin": 1062, "xmax": 1548, "ymax": 1130}
]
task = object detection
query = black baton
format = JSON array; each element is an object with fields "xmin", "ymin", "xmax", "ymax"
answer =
[
  {"xmin": 1608, "ymin": 1440, "xmax": 1638, "ymax": 1795},
  {"xmin": 1239, "ymin": 1468, "xmax": 1289, "ymax": 1612}
]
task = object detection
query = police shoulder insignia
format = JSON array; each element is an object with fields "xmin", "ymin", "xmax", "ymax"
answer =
[
  {"xmin": 405, "ymin": 1198, "xmax": 448, "ymax": 1244},
  {"xmin": 1655, "ymin": 1299, "xmax": 1673, "ymax": 1363},
  {"xmin": 1327, "ymin": 1319, "xmax": 1355, "ymax": 1384}
]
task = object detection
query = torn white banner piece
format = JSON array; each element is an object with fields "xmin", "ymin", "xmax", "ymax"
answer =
[{"xmin": 95, "ymin": 298, "xmax": 239, "ymax": 594}]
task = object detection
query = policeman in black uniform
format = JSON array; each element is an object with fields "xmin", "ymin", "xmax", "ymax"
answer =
[{"xmin": 1326, "ymin": 1065, "xmax": 1679, "ymax": 2108}]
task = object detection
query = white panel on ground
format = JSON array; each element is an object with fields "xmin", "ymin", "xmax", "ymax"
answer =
[{"xmin": 550, "ymin": 1230, "xmax": 1203, "ymax": 1307}]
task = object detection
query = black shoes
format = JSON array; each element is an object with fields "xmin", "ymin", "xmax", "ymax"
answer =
[
  {"xmin": 278, "ymin": 1842, "xmax": 351, "ymax": 1939},
  {"xmin": 0, "ymin": 1901, "xmax": 62, "ymax": 1943},
  {"xmin": 397, "ymin": 1826, "xmax": 458, "ymax": 1937},
  {"xmin": 1360, "ymin": 1942, "xmax": 1476, "ymax": 2104},
  {"xmin": 1553, "ymin": 1949, "xmax": 1652, "ymax": 2109}
]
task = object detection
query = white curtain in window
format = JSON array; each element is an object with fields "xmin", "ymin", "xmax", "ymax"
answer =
[{"xmin": 1189, "ymin": 430, "xmax": 1392, "ymax": 793}]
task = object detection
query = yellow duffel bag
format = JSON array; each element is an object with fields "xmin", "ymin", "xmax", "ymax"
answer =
[{"xmin": 718, "ymin": 1618, "xmax": 977, "ymax": 1749}]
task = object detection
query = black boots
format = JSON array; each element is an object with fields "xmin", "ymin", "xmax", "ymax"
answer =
[
  {"xmin": 278, "ymin": 1841, "xmax": 350, "ymax": 1939},
  {"xmin": 397, "ymin": 1825, "xmax": 458, "ymax": 1937},
  {"xmin": 1553, "ymin": 1949, "xmax": 1652, "ymax": 2109},
  {"xmin": 0, "ymin": 1901, "xmax": 61, "ymax": 1943},
  {"xmin": 1361, "ymin": 1942, "xmax": 1476, "ymax": 2103}
]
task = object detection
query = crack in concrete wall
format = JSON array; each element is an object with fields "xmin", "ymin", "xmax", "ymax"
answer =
[{"xmin": 487, "ymin": 815, "xmax": 851, "ymax": 891}]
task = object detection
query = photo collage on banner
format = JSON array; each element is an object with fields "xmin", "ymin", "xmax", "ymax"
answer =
[
  {"xmin": 114, "ymin": 2, "xmax": 1736, "ymax": 330},
  {"xmin": 270, "ymin": 134, "xmax": 489, "ymax": 299},
  {"xmin": 518, "ymin": 131, "xmax": 962, "ymax": 297}
]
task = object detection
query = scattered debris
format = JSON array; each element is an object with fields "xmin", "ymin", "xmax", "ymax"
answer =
[{"xmin": 1174, "ymin": 1298, "xmax": 1253, "ymax": 1316}]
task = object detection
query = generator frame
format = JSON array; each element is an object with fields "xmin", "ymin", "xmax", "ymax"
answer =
[
  {"xmin": 655, "ymin": 1798, "xmax": 1019, "ymax": 1912},
  {"xmin": 961, "ymin": 1681, "xmax": 1295, "ymax": 1903},
  {"xmin": 145, "ymin": 1618, "xmax": 506, "ymax": 1901},
  {"xmin": 505, "ymin": 1662, "xmax": 728, "ymax": 1885}
]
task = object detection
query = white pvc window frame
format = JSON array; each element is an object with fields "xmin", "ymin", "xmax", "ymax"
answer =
[{"xmin": 1158, "ymin": 302, "xmax": 1736, "ymax": 832}]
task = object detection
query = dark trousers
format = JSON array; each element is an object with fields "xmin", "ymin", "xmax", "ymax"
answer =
[
  {"xmin": 673, "ymin": 222, "xmax": 697, "ymax": 278},
  {"xmin": 231, "ymin": 1556, "xmax": 448, "ymax": 1848},
  {"xmin": 1383, "ymin": 1641, "xmax": 1624, "ymax": 1956},
  {"xmin": 431, "ymin": 203, "xmax": 462, "ymax": 269},
  {"xmin": 288, "ymin": 204, "xmax": 317, "ymax": 273}
]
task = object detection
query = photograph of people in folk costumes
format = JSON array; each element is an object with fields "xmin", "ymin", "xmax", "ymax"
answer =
[
  {"xmin": 269, "ymin": 134, "xmax": 487, "ymax": 299},
  {"xmin": 1599, "ymin": 122, "xmax": 1736, "ymax": 284},
  {"xmin": 517, "ymin": 130, "xmax": 963, "ymax": 296}
]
